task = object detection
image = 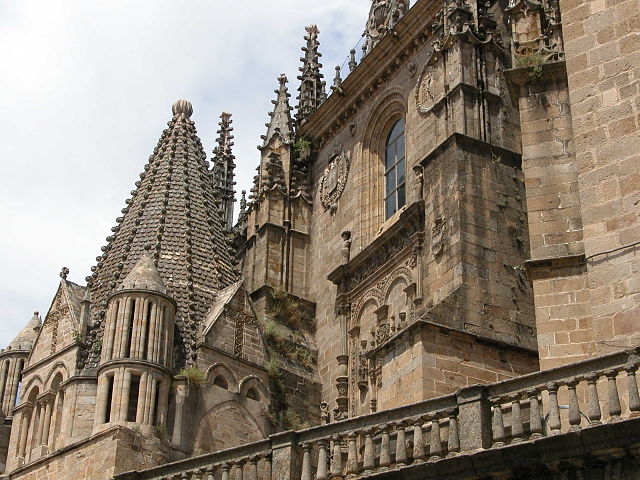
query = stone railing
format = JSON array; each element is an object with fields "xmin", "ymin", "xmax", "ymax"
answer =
[{"xmin": 115, "ymin": 348, "xmax": 640, "ymax": 480}]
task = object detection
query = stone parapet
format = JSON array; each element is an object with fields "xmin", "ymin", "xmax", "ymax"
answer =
[{"xmin": 115, "ymin": 348, "xmax": 640, "ymax": 480}]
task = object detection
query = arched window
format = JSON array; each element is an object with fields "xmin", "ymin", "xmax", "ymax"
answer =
[
  {"xmin": 246, "ymin": 388, "xmax": 260, "ymax": 401},
  {"xmin": 384, "ymin": 119, "xmax": 406, "ymax": 220},
  {"xmin": 213, "ymin": 376, "xmax": 229, "ymax": 390}
]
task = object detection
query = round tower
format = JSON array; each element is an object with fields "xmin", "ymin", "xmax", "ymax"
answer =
[
  {"xmin": 94, "ymin": 251, "xmax": 175, "ymax": 432},
  {"xmin": 0, "ymin": 312, "xmax": 40, "ymax": 418}
]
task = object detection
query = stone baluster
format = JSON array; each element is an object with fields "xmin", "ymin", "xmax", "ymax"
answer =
[
  {"xmin": 510, "ymin": 394, "xmax": 524, "ymax": 443},
  {"xmin": 247, "ymin": 457, "xmax": 259, "ymax": 480},
  {"xmin": 528, "ymin": 389, "xmax": 543, "ymax": 439},
  {"xmin": 301, "ymin": 443, "xmax": 312, "ymax": 480},
  {"xmin": 346, "ymin": 432, "xmax": 359, "ymax": 475},
  {"xmin": 585, "ymin": 374, "xmax": 602, "ymax": 425},
  {"xmin": 491, "ymin": 401, "xmax": 506, "ymax": 447},
  {"xmin": 605, "ymin": 370, "xmax": 622, "ymax": 419},
  {"xmin": 546, "ymin": 383, "xmax": 562, "ymax": 434},
  {"xmin": 446, "ymin": 409, "xmax": 460, "ymax": 456},
  {"xmin": 235, "ymin": 460, "xmax": 244, "ymax": 480},
  {"xmin": 429, "ymin": 416, "xmax": 442, "ymax": 460},
  {"xmin": 263, "ymin": 454, "xmax": 272, "ymax": 480},
  {"xmin": 220, "ymin": 464, "xmax": 230, "ymax": 480},
  {"xmin": 395, "ymin": 422, "xmax": 407, "ymax": 466},
  {"xmin": 316, "ymin": 439, "xmax": 329, "ymax": 480},
  {"xmin": 362, "ymin": 429, "xmax": 375, "ymax": 473},
  {"xmin": 566, "ymin": 379, "xmax": 582, "ymax": 431},
  {"xmin": 625, "ymin": 366, "xmax": 640, "ymax": 415},
  {"xmin": 412, "ymin": 419, "xmax": 425, "ymax": 463},
  {"xmin": 206, "ymin": 466, "xmax": 214, "ymax": 480},
  {"xmin": 330, "ymin": 435, "xmax": 343, "ymax": 478},
  {"xmin": 379, "ymin": 426, "xmax": 391, "ymax": 469}
]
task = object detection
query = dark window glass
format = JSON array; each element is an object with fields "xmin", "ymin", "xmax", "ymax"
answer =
[{"xmin": 384, "ymin": 119, "xmax": 406, "ymax": 219}]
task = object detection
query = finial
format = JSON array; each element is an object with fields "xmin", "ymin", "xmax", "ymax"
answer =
[
  {"xmin": 172, "ymin": 100, "xmax": 193, "ymax": 119},
  {"xmin": 60, "ymin": 267, "xmax": 70, "ymax": 280},
  {"xmin": 333, "ymin": 66, "xmax": 343, "ymax": 88},
  {"xmin": 349, "ymin": 49, "xmax": 358, "ymax": 72},
  {"xmin": 278, "ymin": 74, "xmax": 288, "ymax": 91}
]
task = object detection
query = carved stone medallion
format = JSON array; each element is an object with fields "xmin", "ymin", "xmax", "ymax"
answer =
[
  {"xmin": 320, "ymin": 149, "xmax": 351, "ymax": 214},
  {"xmin": 416, "ymin": 62, "xmax": 445, "ymax": 114}
]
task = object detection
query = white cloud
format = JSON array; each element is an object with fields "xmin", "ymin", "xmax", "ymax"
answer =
[{"xmin": 0, "ymin": 0, "xmax": 416, "ymax": 346}]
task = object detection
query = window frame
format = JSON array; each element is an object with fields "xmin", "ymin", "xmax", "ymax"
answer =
[{"xmin": 384, "ymin": 118, "xmax": 406, "ymax": 220}]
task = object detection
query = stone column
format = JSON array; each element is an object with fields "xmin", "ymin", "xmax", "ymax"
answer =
[
  {"xmin": 7, "ymin": 359, "xmax": 25, "ymax": 416},
  {"xmin": 103, "ymin": 300, "xmax": 119, "ymax": 361},
  {"xmin": 335, "ymin": 303, "xmax": 350, "ymax": 416},
  {"xmin": 148, "ymin": 303, "xmax": 159, "ymax": 363},
  {"xmin": 17, "ymin": 408, "xmax": 31, "ymax": 458},
  {"xmin": 135, "ymin": 372, "xmax": 148, "ymax": 424},
  {"xmin": 36, "ymin": 401, "xmax": 47, "ymax": 447},
  {"xmin": 171, "ymin": 379, "xmax": 188, "ymax": 447},
  {"xmin": 94, "ymin": 375, "xmax": 108, "ymax": 428},
  {"xmin": 119, "ymin": 369, "xmax": 132, "ymax": 422},
  {"xmin": 41, "ymin": 399, "xmax": 52, "ymax": 446},
  {"xmin": 0, "ymin": 359, "xmax": 9, "ymax": 415},
  {"xmin": 121, "ymin": 298, "xmax": 135, "ymax": 357}
]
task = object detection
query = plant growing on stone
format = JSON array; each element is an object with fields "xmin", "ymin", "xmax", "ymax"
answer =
[
  {"xmin": 179, "ymin": 367, "xmax": 207, "ymax": 387},
  {"xmin": 72, "ymin": 330, "xmax": 85, "ymax": 346},
  {"xmin": 293, "ymin": 136, "xmax": 313, "ymax": 159},
  {"xmin": 515, "ymin": 52, "xmax": 546, "ymax": 80}
]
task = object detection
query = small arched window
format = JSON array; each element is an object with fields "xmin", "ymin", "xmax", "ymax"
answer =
[
  {"xmin": 213, "ymin": 376, "xmax": 229, "ymax": 390},
  {"xmin": 246, "ymin": 388, "xmax": 260, "ymax": 401},
  {"xmin": 384, "ymin": 119, "xmax": 406, "ymax": 220}
]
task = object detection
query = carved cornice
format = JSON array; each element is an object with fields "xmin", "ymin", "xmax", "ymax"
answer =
[{"xmin": 297, "ymin": 1, "xmax": 440, "ymax": 147}]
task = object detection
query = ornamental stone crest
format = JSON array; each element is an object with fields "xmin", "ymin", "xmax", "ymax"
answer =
[
  {"xmin": 320, "ymin": 148, "xmax": 351, "ymax": 214},
  {"xmin": 364, "ymin": 0, "xmax": 410, "ymax": 54},
  {"xmin": 416, "ymin": 62, "xmax": 445, "ymax": 114}
]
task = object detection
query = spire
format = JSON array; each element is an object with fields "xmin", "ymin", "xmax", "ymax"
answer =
[
  {"xmin": 211, "ymin": 112, "xmax": 236, "ymax": 230},
  {"xmin": 261, "ymin": 74, "xmax": 294, "ymax": 149},
  {"xmin": 8, "ymin": 312, "xmax": 41, "ymax": 350},
  {"xmin": 363, "ymin": 0, "xmax": 410, "ymax": 54},
  {"xmin": 295, "ymin": 25, "xmax": 327, "ymax": 126},
  {"xmin": 85, "ymin": 100, "xmax": 237, "ymax": 368}
]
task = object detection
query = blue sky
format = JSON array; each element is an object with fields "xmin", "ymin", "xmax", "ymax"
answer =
[{"xmin": 0, "ymin": 0, "xmax": 415, "ymax": 346}]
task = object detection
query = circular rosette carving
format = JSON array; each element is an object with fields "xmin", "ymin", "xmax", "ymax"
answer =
[{"xmin": 320, "ymin": 150, "xmax": 351, "ymax": 214}]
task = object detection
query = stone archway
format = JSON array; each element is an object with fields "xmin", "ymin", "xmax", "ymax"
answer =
[{"xmin": 192, "ymin": 401, "xmax": 264, "ymax": 456}]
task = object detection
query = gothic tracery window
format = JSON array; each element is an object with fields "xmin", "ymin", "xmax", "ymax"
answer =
[{"xmin": 384, "ymin": 119, "xmax": 406, "ymax": 220}]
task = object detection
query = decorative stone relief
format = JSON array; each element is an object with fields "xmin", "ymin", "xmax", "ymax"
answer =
[
  {"xmin": 46, "ymin": 293, "xmax": 69, "ymax": 354},
  {"xmin": 320, "ymin": 147, "xmax": 351, "ymax": 214},
  {"xmin": 432, "ymin": 217, "xmax": 447, "ymax": 257},
  {"xmin": 416, "ymin": 62, "xmax": 445, "ymax": 114}
]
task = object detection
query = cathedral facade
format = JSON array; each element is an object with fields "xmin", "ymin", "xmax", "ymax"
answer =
[{"xmin": 1, "ymin": 0, "xmax": 639, "ymax": 479}]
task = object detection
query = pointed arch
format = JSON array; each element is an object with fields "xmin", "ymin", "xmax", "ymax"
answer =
[
  {"xmin": 205, "ymin": 363, "xmax": 238, "ymax": 393},
  {"xmin": 359, "ymin": 89, "xmax": 408, "ymax": 243},
  {"xmin": 239, "ymin": 376, "xmax": 269, "ymax": 403}
]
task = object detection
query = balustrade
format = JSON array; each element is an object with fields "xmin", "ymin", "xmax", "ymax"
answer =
[{"xmin": 113, "ymin": 348, "xmax": 640, "ymax": 480}]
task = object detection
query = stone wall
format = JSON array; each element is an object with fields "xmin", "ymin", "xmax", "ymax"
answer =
[
  {"xmin": 301, "ymin": 0, "xmax": 537, "ymax": 412},
  {"xmin": 377, "ymin": 323, "xmax": 538, "ymax": 409},
  {"xmin": 562, "ymin": 0, "xmax": 640, "ymax": 352},
  {"xmin": 2, "ymin": 426, "xmax": 171, "ymax": 480}
]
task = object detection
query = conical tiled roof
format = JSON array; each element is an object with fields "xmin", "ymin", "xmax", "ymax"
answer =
[
  {"xmin": 8, "ymin": 312, "xmax": 41, "ymax": 351},
  {"xmin": 85, "ymin": 100, "xmax": 237, "ymax": 368},
  {"xmin": 120, "ymin": 250, "xmax": 167, "ymax": 294}
]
